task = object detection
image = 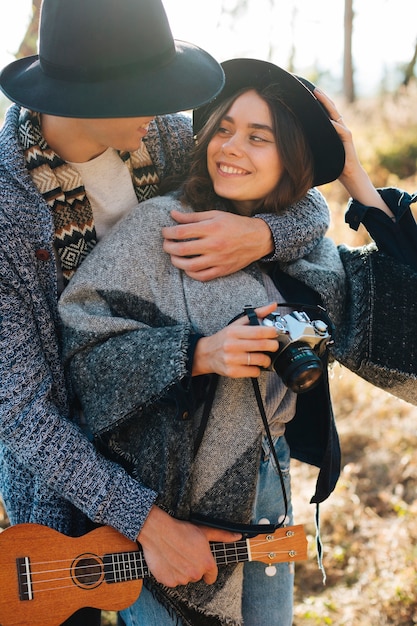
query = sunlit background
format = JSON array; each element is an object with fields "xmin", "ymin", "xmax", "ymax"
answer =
[{"xmin": 1, "ymin": 0, "xmax": 417, "ymax": 98}]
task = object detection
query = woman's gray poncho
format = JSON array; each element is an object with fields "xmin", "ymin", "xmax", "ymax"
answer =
[{"xmin": 60, "ymin": 195, "xmax": 346, "ymax": 625}]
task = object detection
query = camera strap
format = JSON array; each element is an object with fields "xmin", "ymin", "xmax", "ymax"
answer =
[
  {"xmin": 244, "ymin": 305, "xmax": 289, "ymax": 526},
  {"xmin": 192, "ymin": 306, "xmax": 292, "ymax": 534},
  {"xmin": 192, "ymin": 369, "xmax": 290, "ymax": 536},
  {"xmin": 246, "ymin": 305, "xmax": 327, "ymax": 580}
]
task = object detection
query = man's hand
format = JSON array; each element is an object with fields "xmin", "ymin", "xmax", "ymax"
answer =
[
  {"xmin": 162, "ymin": 210, "xmax": 274, "ymax": 281},
  {"xmin": 137, "ymin": 506, "xmax": 241, "ymax": 587}
]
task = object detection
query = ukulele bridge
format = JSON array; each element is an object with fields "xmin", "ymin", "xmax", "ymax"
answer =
[{"xmin": 16, "ymin": 557, "xmax": 33, "ymax": 601}]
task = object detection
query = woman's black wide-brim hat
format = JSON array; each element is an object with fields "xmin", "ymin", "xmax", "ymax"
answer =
[
  {"xmin": 0, "ymin": 0, "xmax": 224, "ymax": 118},
  {"xmin": 193, "ymin": 58, "xmax": 345, "ymax": 187}
]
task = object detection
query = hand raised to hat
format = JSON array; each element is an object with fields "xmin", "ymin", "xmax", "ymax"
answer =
[
  {"xmin": 314, "ymin": 88, "xmax": 393, "ymax": 217},
  {"xmin": 162, "ymin": 210, "xmax": 274, "ymax": 281}
]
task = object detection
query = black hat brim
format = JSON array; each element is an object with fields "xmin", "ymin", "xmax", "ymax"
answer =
[
  {"xmin": 193, "ymin": 58, "xmax": 345, "ymax": 187},
  {"xmin": 0, "ymin": 40, "xmax": 224, "ymax": 118}
]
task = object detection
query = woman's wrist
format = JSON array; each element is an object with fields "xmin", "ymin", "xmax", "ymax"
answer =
[
  {"xmin": 191, "ymin": 336, "xmax": 211, "ymax": 376},
  {"xmin": 340, "ymin": 167, "xmax": 393, "ymax": 217}
]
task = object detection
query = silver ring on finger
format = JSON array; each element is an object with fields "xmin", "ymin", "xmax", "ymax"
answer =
[
  {"xmin": 336, "ymin": 115, "xmax": 343, "ymax": 122},
  {"xmin": 247, "ymin": 353, "xmax": 251, "ymax": 366}
]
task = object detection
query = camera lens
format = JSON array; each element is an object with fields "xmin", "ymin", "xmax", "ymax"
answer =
[{"xmin": 271, "ymin": 342, "xmax": 323, "ymax": 393}]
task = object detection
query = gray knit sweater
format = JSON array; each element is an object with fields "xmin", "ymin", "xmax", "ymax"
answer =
[
  {"xmin": 0, "ymin": 103, "xmax": 330, "ymax": 541},
  {"xmin": 334, "ymin": 242, "xmax": 417, "ymax": 405}
]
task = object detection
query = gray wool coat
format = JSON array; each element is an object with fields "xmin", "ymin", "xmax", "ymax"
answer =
[{"xmin": 0, "ymin": 105, "xmax": 195, "ymax": 538}]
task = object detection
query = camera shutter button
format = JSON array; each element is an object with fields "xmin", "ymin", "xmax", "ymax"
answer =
[{"xmin": 312, "ymin": 320, "xmax": 328, "ymax": 335}]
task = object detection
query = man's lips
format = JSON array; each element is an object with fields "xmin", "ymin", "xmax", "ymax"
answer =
[{"xmin": 137, "ymin": 123, "xmax": 151, "ymax": 136}]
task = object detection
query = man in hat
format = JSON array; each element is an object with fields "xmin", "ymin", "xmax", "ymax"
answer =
[{"xmin": 0, "ymin": 1, "xmax": 330, "ymax": 624}]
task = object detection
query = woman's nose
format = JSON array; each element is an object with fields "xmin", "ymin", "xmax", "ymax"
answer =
[{"xmin": 222, "ymin": 134, "xmax": 243, "ymax": 156}]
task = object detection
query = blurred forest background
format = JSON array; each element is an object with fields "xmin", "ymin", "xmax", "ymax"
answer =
[{"xmin": 1, "ymin": 1, "xmax": 417, "ymax": 625}]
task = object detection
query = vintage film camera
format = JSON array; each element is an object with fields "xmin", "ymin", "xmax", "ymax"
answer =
[{"xmin": 261, "ymin": 307, "xmax": 332, "ymax": 393}]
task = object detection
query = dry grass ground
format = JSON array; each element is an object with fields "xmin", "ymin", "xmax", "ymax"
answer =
[
  {"xmin": 2, "ymin": 86, "xmax": 417, "ymax": 625},
  {"xmin": 292, "ymin": 369, "xmax": 417, "ymax": 626}
]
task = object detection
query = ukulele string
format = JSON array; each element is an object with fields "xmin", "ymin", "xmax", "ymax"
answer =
[
  {"xmin": 22, "ymin": 551, "xmax": 146, "ymax": 592},
  {"xmin": 22, "ymin": 536, "xmax": 298, "ymax": 593}
]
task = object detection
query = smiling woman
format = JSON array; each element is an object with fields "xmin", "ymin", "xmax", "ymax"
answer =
[
  {"xmin": 58, "ymin": 57, "xmax": 345, "ymax": 626},
  {"xmin": 187, "ymin": 57, "xmax": 344, "ymax": 218},
  {"xmin": 207, "ymin": 90, "xmax": 284, "ymax": 215}
]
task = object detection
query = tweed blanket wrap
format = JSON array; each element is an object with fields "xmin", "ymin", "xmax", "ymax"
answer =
[
  {"xmin": 60, "ymin": 194, "xmax": 346, "ymax": 623},
  {"xmin": 334, "ymin": 243, "xmax": 417, "ymax": 405}
]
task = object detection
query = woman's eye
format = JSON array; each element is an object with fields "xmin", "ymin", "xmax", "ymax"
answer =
[{"xmin": 251, "ymin": 134, "xmax": 275, "ymax": 144}]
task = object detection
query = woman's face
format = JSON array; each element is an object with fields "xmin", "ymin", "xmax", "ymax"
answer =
[{"xmin": 207, "ymin": 90, "xmax": 283, "ymax": 215}]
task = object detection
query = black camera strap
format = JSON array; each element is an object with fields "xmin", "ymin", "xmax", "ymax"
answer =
[
  {"xmin": 192, "ymin": 369, "xmax": 290, "ymax": 535},
  {"xmin": 250, "ymin": 376, "xmax": 289, "ymax": 523},
  {"xmin": 244, "ymin": 305, "xmax": 289, "ymax": 526},
  {"xmin": 192, "ymin": 307, "xmax": 290, "ymax": 534}
]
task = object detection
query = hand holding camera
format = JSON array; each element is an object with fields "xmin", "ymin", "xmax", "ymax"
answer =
[
  {"xmin": 192, "ymin": 303, "xmax": 280, "ymax": 378},
  {"xmin": 192, "ymin": 302, "xmax": 332, "ymax": 391}
]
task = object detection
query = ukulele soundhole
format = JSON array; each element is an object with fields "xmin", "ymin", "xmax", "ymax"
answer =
[{"xmin": 71, "ymin": 553, "xmax": 105, "ymax": 589}]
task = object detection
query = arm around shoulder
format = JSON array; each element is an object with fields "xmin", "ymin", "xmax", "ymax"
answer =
[{"xmin": 258, "ymin": 187, "xmax": 330, "ymax": 263}]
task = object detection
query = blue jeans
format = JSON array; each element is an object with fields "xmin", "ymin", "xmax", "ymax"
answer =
[
  {"xmin": 120, "ymin": 436, "xmax": 293, "ymax": 626},
  {"xmin": 242, "ymin": 435, "xmax": 294, "ymax": 626}
]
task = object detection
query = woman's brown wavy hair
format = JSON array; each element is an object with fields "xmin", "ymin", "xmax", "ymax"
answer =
[{"xmin": 163, "ymin": 85, "xmax": 315, "ymax": 215}]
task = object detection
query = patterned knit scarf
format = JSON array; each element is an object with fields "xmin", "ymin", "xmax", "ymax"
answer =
[{"xmin": 19, "ymin": 109, "xmax": 160, "ymax": 285}]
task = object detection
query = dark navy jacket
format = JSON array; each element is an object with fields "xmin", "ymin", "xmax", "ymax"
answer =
[{"xmin": 268, "ymin": 265, "xmax": 341, "ymax": 505}]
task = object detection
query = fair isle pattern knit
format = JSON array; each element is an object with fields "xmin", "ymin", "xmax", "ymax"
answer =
[
  {"xmin": 120, "ymin": 146, "xmax": 160, "ymax": 202},
  {"xmin": 19, "ymin": 109, "xmax": 159, "ymax": 284}
]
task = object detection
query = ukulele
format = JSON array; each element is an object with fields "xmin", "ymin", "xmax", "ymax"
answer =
[{"xmin": 0, "ymin": 522, "xmax": 307, "ymax": 626}]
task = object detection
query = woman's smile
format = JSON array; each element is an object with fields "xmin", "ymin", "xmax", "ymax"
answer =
[{"xmin": 216, "ymin": 162, "xmax": 251, "ymax": 176}]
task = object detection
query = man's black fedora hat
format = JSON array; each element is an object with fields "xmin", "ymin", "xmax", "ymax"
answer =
[
  {"xmin": 193, "ymin": 58, "xmax": 345, "ymax": 187},
  {"xmin": 0, "ymin": 0, "xmax": 224, "ymax": 118}
]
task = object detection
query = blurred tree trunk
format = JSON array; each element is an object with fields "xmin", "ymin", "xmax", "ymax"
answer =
[
  {"xmin": 343, "ymin": 0, "xmax": 355, "ymax": 102},
  {"xmin": 16, "ymin": 0, "xmax": 41, "ymax": 59},
  {"xmin": 403, "ymin": 39, "xmax": 417, "ymax": 86},
  {"xmin": 266, "ymin": 0, "xmax": 275, "ymax": 62}
]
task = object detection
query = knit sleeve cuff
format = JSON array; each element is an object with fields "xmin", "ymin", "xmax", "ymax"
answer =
[{"xmin": 93, "ymin": 468, "xmax": 158, "ymax": 541}]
